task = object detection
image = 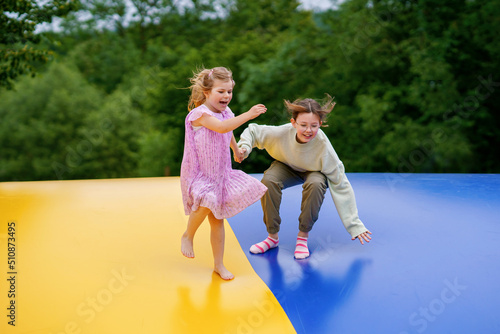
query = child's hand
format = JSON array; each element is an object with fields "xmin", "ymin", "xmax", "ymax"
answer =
[
  {"xmin": 352, "ymin": 230, "xmax": 372, "ymax": 245},
  {"xmin": 239, "ymin": 148, "xmax": 248, "ymax": 162},
  {"xmin": 233, "ymin": 147, "xmax": 246, "ymax": 163},
  {"xmin": 247, "ymin": 104, "xmax": 267, "ymax": 119}
]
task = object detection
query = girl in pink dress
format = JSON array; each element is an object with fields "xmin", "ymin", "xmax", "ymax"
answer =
[{"xmin": 180, "ymin": 67, "xmax": 268, "ymax": 280}]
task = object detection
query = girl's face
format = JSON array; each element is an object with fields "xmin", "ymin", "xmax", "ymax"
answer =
[
  {"xmin": 291, "ymin": 112, "xmax": 322, "ymax": 143},
  {"xmin": 203, "ymin": 79, "xmax": 233, "ymax": 113}
]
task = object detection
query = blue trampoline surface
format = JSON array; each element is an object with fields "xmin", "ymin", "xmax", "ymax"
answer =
[{"xmin": 228, "ymin": 173, "xmax": 500, "ymax": 334}]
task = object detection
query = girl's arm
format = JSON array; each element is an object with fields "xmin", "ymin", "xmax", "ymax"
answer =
[
  {"xmin": 192, "ymin": 104, "xmax": 267, "ymax": 134},
  {"xmin": 230, "ymin": 135, "xmax": 239, "ymax": 151},
  {"xmin": 237, "ymin": 123, "xmax": 272, "ymax": 159},
  {"xmin": 231, "ymin": 135, "xmax": 245, "ymax": 163}
]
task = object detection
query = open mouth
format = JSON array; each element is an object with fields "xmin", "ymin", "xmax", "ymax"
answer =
[{"xmin": 298, "ymin": 134, "xmax": 312, "ymax": 142}]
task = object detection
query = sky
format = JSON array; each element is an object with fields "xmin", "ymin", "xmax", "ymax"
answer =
[
  {"xmin": 300, "ymin": 0, "xmax": 340, "ymax": 11},
  {"xmin": 34, "ymin": 0, "xmax": 341, "ymax": 33}
]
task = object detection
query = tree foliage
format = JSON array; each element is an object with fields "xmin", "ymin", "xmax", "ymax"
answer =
[
  {"xmin": 0, "ymin": 62, "xmax": 102, "ymax": 180},
  {"xmin": 0, "ymin": 0, "xmax": 79, "ymax": 89},
  {"xmin": 1, "ymin": 0, "xmax": 499, "ymax": 181}
]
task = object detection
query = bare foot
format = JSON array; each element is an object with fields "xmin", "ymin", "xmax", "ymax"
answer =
[
  {"xmin": 181, "ymin": 234, "xmax": 195, "ymax": 258},
  {"xmin": 214, "ymin": 265, "xmax": 234, "ymax": 280}
]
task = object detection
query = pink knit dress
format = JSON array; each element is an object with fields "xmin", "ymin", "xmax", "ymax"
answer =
[{"xmin": 180, "ymin": 105, "xmax": 267, "ymax": 219}]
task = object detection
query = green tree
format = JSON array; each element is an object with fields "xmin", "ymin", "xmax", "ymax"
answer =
[
  {"xmin": 0, "ymin": 0, "xmax": 79, "ymax": 89},
  {"xmin": 300, "ymin": 0, "xmax": 494, "ymax": 172},
  {"xmin": 69, "ymin": 32, "xmax": 141, "ymax": 93},
  {"xmin": 233, "ymin": 0, "xmax": 499, "ymax": 173},
  {"xmin": 0, "ymin": 62, "xmax": 102, "ymax": 181},
  {"xmin": 137, "ymin": 128, "xmax": 182, "ymax": 177},
  {"xmin": 73, "ymin": 91, "xmax": 149, "ymax": 179},
  {"xmin": 2, "ymin": 0, "xmax": 498, "ymax": 181}
]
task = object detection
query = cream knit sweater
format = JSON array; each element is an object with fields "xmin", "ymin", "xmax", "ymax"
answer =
[{"xmin": 238, "ymin": 123, "xmax": 368, "ymax": 238}]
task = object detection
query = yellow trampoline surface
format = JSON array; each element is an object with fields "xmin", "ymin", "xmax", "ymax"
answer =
[{"xmin": 0, "ymin": 177, "xmax": 295, "ymax": 334}]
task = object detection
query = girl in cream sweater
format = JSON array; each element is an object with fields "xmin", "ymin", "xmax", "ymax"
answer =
[{"xmin": 238, "ymin": 95, "xmax": 372, "ymax": 259}]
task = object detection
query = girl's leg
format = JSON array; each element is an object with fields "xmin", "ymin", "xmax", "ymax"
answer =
[
  {"xmin": 181, "ymin": 206, "xmax": 211, "ymax": 258},
  {"xmin": 261, "ymin": 161, "xmax": 302, "ymax": 234},
  {"xmin": 295, "ymin": 172, "xmax": 327, "ymax": 259},
  {"xmin": 298, "ymin": 171, "xmax": 327, "ymax": 233},
  {"xmin": 208, "ymin": 212, "xmax": 234, "ymax": 280},
  {"xmin": 295, "ymin": 231, "xmax": 310, "ymax": 259},
  {"xmin": 298, "ymin": 231, "xmax": 309, "ymax": 238},
  {"xmin": 249, "ymin": 234, "xmax": 279, "ymax": 254},
  {"xmin": 251, "ymin": 161, "xmax": 302, "ymax": 254}
]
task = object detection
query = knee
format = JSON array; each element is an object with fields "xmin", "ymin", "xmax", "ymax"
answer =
[
  {"xmin": 209, "ymin": 219, "xmax": 224, "ymax": 228},
  {"xmin": 303, "ymin": 178, "xmax": 327, "ymax": 194},
  {"xmin": 196, "ymin": 206, "xmax": 212, "ymax": 215},
  {"xmin": 261, "ymin": 174, "xmax": 283, "ymax": 190}
]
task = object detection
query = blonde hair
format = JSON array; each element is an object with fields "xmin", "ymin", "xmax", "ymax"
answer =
[
  {"xmin": 284, "ymin": 94, "xmax": 336, "ymax": 127},
  {"xmin": 188, "ymin": 67, "xmax": 235, "ymax": 111}
]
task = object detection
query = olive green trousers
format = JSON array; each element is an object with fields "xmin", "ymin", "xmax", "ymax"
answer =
[{"xmin": 261, "ymin": 161, "xmax": 327, "ymax": 234}]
